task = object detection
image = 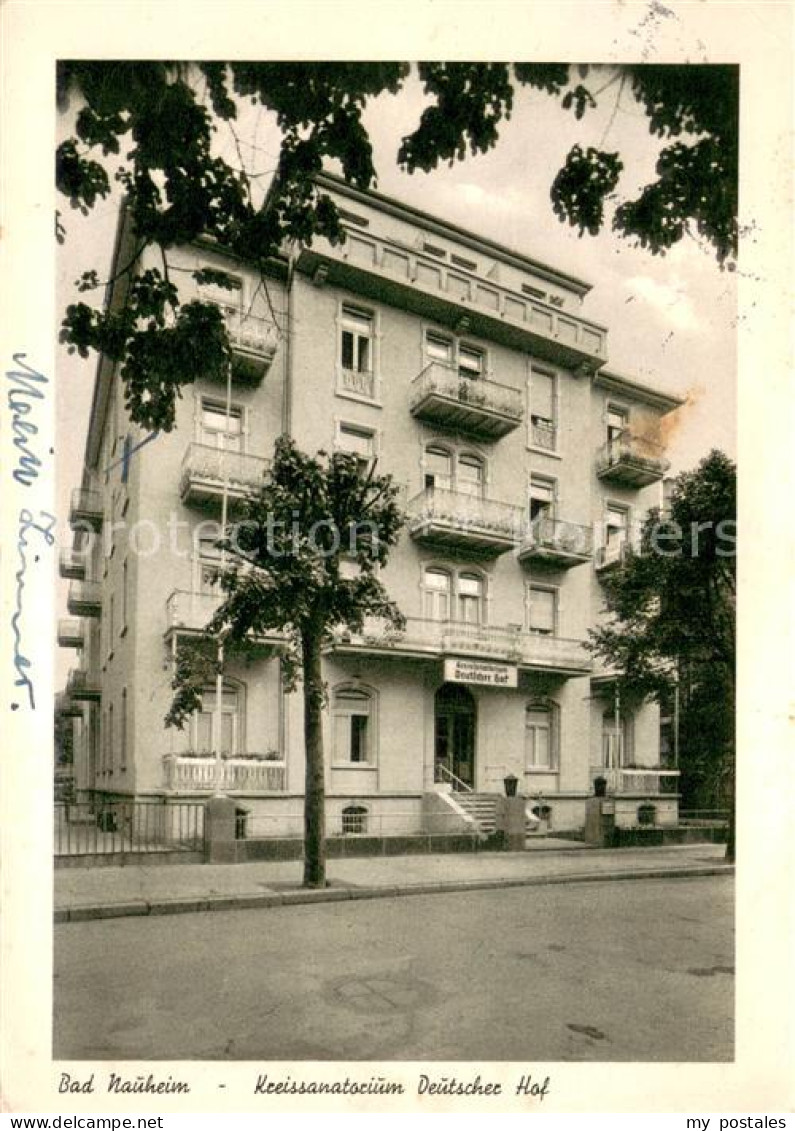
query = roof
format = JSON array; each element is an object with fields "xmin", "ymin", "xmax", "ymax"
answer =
[{"xmin": 593, "ymin": 368, "xmax": 685, "ymax": 413}]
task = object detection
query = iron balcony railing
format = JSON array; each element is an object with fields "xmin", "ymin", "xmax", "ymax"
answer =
[
  {"xmin": 590, "ymin": 766, "xmax": 681, "ymax": 794},
  {"xmin": 69, "ymin": 487, "xmax": 103, "ymax": 531},
  {"xmin": 406, "ymin": 487, "xmax": 522, "ymax": 546},
  {"xmin": 519, "ymin": 516, "xmax": 593, "ymax": 562},
  {"xmin": 410, "ymin": 362, "xmax": 523, "ymax": 437},
  {"xmin": 331, "ymin": 616, "xmax": 591, "ymax": 673},
  {"xmin": 594, "ymin": 540, "xmax": 632, "ymax": 572},
  {"xmin": 530, "ymin": 419, "xmax": 557, "ymax": 451},
  {"xmin": 179, "ymin": 443, "xmax": 270, "ymax": 503},
  {"xmin": 66, "ymin": 667, "xmax": 101, "ymax": 701},
  {"xmin": 165, "ymin": 589, "xmax": 284, "ymax": 647},
  {"xmin": 339, "ymin": 367, "xmax": 375, "ymax": 399},
  {"xmin": 214, "ymin": 304, "xmax": 279, "ymax": 360}
]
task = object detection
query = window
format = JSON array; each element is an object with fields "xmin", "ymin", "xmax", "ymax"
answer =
[
  {"xmin": 424, "ymin": 446, "xmax": 485, "ymax": 496},
  {"xmin": 528, "ymin": 585, "xmax": 557, "ymax": 635},
  {"xmin": 332, "ymin": 687, "xmax": 374, "ymax": 765},
  {"xmin": 341, "ymin": 805, "xmax": 369, "ymax": 834},
  {"xmin": 607, "ymin": 405, "xmax": 628, "ymax": 445},
  {"xmin": 423, "ymin": 568, "xmax": 452, "ymax": 620},
  {"xmin": 425, "ymin": 331, "xmax": 485, "ymax": 383},
  {"xmin": 529, "ymin": 476, "xmax": 555, "ymax": 522},
  {"xmin": 337, "ymin": 422, "xmax": 376, "ymax": 475},
  {"xmin": 525, "ymin": 703, "xmax": 554, "ymax": 769},
  {"xmin": 197, "ymin": 535, "xmax": 223, "ymax": 594},
  {"xmin": 193, "ymin": 684, "xmax": 241, "ymax": 756},
  {"xmin": 529, "ymin": 369, "xmax": 557, "ymax": 451},
  {"xmin": 424, "ymin": 446, "xmax": 453, "ymax": 490},
  {"xmin": 425, "ymin": 332, "xmax": 454, "ymax": 365},
  {"xmin": 340, "ymin": 306, "xmax": 373, "ymax": 374},
  {"xmin": 423, "ymin": 567, "xmax": 485, "ymax": 624},
  {"xmin": 605, "ymin": 504, "xmax": 629, "ymax": 561},
  {"xmin": 602, "ymin": 707, "xmax": 630, "ymax": 768},
  {"xmin": 108, "ymin": 703, "xmax": 114, "ymax": 773},
  {"xmin": 458, "ymin": 345, "xmax": 484, "ymax": 381},
  {"xmin": 457, "ymin": 573, "xmax": 484, "ymax": 624},
  {"xmin": 200, "ymin": 400, "xmax": 243, "ymax": 451}
]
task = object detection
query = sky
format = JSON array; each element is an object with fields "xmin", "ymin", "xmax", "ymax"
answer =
[{"xmin": 56, "ymin": 65, "xmax": 737, "ymax": 683}]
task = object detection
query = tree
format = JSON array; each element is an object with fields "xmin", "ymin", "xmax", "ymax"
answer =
[
  {"xmin": 589, "ymin": 450, "xmax": 736, "ymax": 861},
  {"xmin": 164, "ymin": 435, "xmax": 405, "ymax": 888},
  {"xmin": 57, "ymin": 61, "xmax": 738, "ymax": 434}
]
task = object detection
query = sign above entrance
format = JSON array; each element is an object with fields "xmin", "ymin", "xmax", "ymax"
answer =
[{"xmin": 443, "ymin": 657, "xmax": 518, "ymax": 688}]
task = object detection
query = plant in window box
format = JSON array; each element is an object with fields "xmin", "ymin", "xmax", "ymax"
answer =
[{"xmin": 458, "ymin": 380, "xmax": 486, "ymax": 406}]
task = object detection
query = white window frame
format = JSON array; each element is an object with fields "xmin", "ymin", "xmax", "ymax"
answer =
[
  {"xmin": 335, "ymin": 301, "xmax": 381, "ymax": 405},
  {"xmin": 422, "ymin": 326, "xmax": 490, "ymax": 381},
  {"xmin": 331, "ymin": 685, "xmax": 377, "ymax": 768},
  {"xmin": 191, "ymin": 681, "xmax": 244, "ymax": 757},
  {"xmin": 527, "ymin": 364, "xmax": 561, "ymax": 455},
  {"xmin": 334, "ymin": 418, "xmax": 380, "ymax": 475},
  {"xmin": 197, "ymin": 396, "xmax": 246, "ymax": 453},
  {"xmin": 422, "ymin": 442, "xmax": 488, "ymax": 496},
  {"xmin": 422, "ymin": 564, "xmax": 488, "ymax": 626},
  {"xmin": 524, "ymin": 699, "xmax": 560, "ymax": 773},
  {"xmin": 526, "ymin": 583, "xmax": 558, "ymax": 637},
  {"xmin": 529, "ymin": 473, "xmax": 557, "ymax": 523}
]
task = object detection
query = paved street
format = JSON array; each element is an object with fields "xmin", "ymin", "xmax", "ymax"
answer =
[{"xmin": 54, "ymin": 874, "xmax": 733, "ymax": 1062}]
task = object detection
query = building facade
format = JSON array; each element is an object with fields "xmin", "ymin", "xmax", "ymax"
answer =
[{"xmin": 57, "ymin": 173, "xmax": 683, "ymax": 842}]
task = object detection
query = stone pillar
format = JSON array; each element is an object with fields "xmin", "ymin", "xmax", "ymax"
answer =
[
  {"xmin": 584, "ymin": 797, "xmax": 615, "ymax": 847},
  {"xmin": 204, "ymin": 795, "xmax": 239, "ymax": 864},
  {"xmin": 495, "ymin": 796, "xmax": 527, "ymax": 852}
]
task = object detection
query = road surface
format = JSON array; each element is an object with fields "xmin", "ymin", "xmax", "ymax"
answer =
[{"xmin": 54, "ymin": 874, "xmax": 733, "ymax": 1061}]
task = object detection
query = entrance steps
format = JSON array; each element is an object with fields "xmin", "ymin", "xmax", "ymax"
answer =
[{"xmin": 453, "ymin": 792, "xmax": 498, "ymax": 836}]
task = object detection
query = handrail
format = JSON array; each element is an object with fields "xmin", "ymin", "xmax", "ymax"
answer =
[{"xmin": 435, "ymin": 761, "xmax": 473, "ymax": 794}]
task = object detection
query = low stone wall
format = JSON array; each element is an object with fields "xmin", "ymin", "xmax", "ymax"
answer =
[
  {"xmin": 232, "ymin": 832, "xmax": 482, "ymax": 862},
  {"xmin": 609, "ymin": 824, "xmax": 727, "ymax": 848}
]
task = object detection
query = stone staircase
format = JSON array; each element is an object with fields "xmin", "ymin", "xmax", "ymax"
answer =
[{"xmin": 453, "ymin": 792, "xmax": 499, "ymax": 836}]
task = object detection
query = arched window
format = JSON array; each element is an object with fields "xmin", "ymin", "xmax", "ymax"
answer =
[
  {"xmin": 457, "ymin": 572, "xmax": 484, "ymax": 624},
  {"xmin": 423, "ymin": 567, "xmax": 452, "ymax": 621},
  {"xmin": 424, "ymin": 445, "xmax": 452, "ymax": 491},
  {"xmin": 456, "ymin": 453, "xmax": 484, "ymax": 497},
  {"xmin": 193, "ymin": 682, "xmax": 242, "ymax": 756},
  {"xmin": 524, "ymin": 699, "xmax": 559, "ymax": 771},
  {"xmin": 332, "ymin": 685, "xmax": 375, "ymax": 765}
]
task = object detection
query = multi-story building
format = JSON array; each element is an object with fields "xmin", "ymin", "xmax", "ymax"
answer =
[{"xmin": 57, "ymin": 172, "xmax": 683, "ymax": 842}]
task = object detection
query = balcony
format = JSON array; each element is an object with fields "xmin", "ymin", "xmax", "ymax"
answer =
[
  {"xmin": 597, "ymin": 430, "xmax": 669, "ymax": 487},
  {"xmin": 67, "ymin": 580, "xmax": 102, "ymax": 617},
  {"xmin": 57, "ymin": 617, "xmax": 84, "ymax": 649},
  {"xmin": 329, "ymin": 616, "xmax": 591, "ymax": 676},
  {"xmin": 69, "ymin": 488, "xmax": 103, "ymax": 532},
  {"xmin": 518, "ymin": 516, "xmax": 593, "ymax": 568},
  {"xmin": 410, "ymin": 363, "xmax": 523, "ymax": 440},
  {"xmin": 590, "ymin": 767, "xmax": 681, "ymax": 795},
  {"xmin": 594, "ymin": 540, "xmax": 632, "ymax": 574},
  {"xmin": 179, "ymin": 443, "xmax": 269, "ymax": 508},
  {"xmin": 164, "ymin": 589, "xmax": 284, "ymax": 652},
  {"xmin": 163, "ymin": 754, "xmax": 287, "ymax": 793},
  {"xmin": 212, "ymin": 303, "xmax": 279, "ymax": 385},
  {"xmin": 338, "ymin": 366, "xmax": 376, "ymax": 400},
  {"xmin": 59, "ymin": 549, "xmax": 87, "ymax": 580},
  {"xmin": 66, "ymin": 668, "xmax": 101, "ymax": 702},
  {"xmin": 406, "ymin": 487, "xmax": 521, "ymax": 556}
]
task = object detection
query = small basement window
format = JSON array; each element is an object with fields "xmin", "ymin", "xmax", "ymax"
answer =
[{"xmin": 342, "ymin": 805, "xmax": 369, "ymax": 835}]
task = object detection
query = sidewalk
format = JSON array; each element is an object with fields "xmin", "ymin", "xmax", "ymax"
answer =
[{"xmin": 55, "ymin": 841, "xmax": 733, "ymax": 923}]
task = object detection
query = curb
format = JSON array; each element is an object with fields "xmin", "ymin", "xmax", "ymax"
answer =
[{"xmin": 54, "ymin": 863, "xmax": 734, "ymax": 924}]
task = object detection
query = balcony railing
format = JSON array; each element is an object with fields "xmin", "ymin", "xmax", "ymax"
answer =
[
  {"xmin": 211, "ymin": 303, "xmax": 279, "ymax": 384},
  {"xmin": 163, "ymin": 754, "xmax": 287, "ymax": 793},
  {"xmin": 66, "ymin": 668, "xmax": 101, "ymax": 702},
  {"xmin": 530, "ymin": 419, "xmax": 557, "ymax": 452},
  {"xmin": 410, "ymin": 363, "xmax": 523, "ymax": 439},
  {"xmin": 57, "ymin": 617, "xmax": 84, "ymax": 649},
  {"xmin": 590, "ymin": 766, "xmax": 681, "ymax": 795},
  {"xmin": 179, "ymin": 443, "xmax": 269, "ymax": 507},
  {"xmin": 406, "ymin": 487, "xmax": 521, "ymax": 555},
  {"xmin": 164, "ymin": 589, "xmax": 284, "ymax": 650},
  {"xmin": 597, "ymin": 429, "xmax": 669, "ymax": 487},
  {"xmin": 330, "ymin": 616, "xmax": 591, "ymax": 674},
  {"xmin": 59, "ymin": 548, "xmax": 88, "ymax": 580},
  {"xmin": 339, "ymin": 367, "xmax": 376, "ymax": 400},
  {"xmin": 518, "ymin": 516, "xmax": 593, "ymax": 568},
  {"xmin": 69, "ymin": 488, "xmax": 103, "ymax": 532},
  {"xmin": 67, "ymin": 579, "xmax": 102, "ymax": 618}
]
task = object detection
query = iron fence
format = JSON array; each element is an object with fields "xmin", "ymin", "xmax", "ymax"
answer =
[{"xmin": 54, "ymin": 799, "xmax": 204, "ymax": 858}]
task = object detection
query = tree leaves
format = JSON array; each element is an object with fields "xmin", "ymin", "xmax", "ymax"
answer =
[{"xmin": 551, "ymin": 145, "xmax": 623, "ymax": 236}]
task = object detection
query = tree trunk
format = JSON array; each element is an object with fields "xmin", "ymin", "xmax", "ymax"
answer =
[{"xmin": 301, "ymin": 627, "xmax": 326, "ymax": 888}]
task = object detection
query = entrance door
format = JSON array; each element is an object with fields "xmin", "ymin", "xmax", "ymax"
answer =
[{"xmin": 435, "ymin": 683, "xmax": 476, "ymax": 788}]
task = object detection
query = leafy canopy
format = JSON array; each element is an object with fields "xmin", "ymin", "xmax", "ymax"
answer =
[
  {"xmin": 165, "ymin": 435, "xmax": 405, "ymax": 729},
  {"xmin": 58, "ymin": 62, "xmax": 739, "ymax": 433}
]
